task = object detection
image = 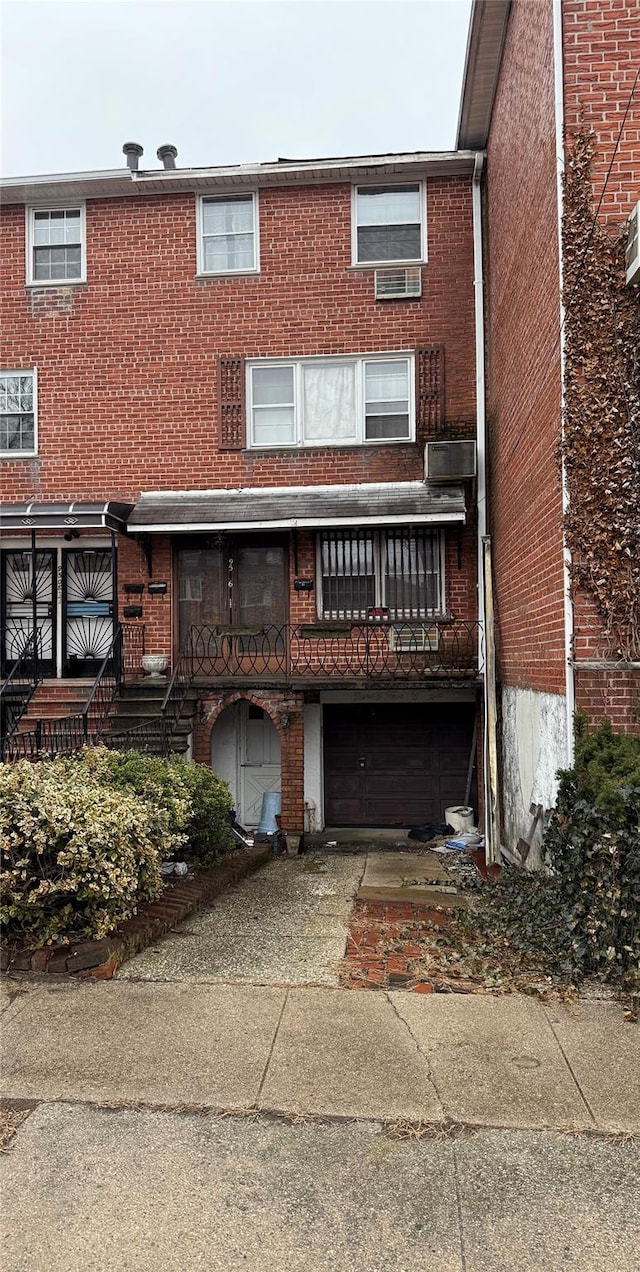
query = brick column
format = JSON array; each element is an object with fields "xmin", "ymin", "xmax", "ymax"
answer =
[{"xmin": 280, "ymin": 704, "xmax": 305, "ymax": 835}]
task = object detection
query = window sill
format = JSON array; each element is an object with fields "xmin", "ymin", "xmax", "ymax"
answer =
[
  {"xmin": 246, "ymin": 440, "xmax": 416, "ymax": 454},
  {"xmin": 0, "ymin": 452, "xmax": 38, "ymax": 460},
  {"xmin": 195, "ymin": 271, "xmax": 260, "ymax": 281},
  {"xmin": 25, "ymin": 280, "xmax": 87, "ymax": 289},
  {"xmin": 346, "ymin": 260, "xmax": 426, "ymax": 272}
]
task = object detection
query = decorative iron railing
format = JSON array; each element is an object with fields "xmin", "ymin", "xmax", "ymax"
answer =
[
  {"xmin": 105, "ymin": 716, "xmax": 173, "ymax": 757},
  {"xmin": 105, "ymin": 628, "xmax": 197, "ymax": 757},
  {"xmin": 183, "ymin": 619, "xmax": 482, "ymax": 683},
  {"xmin": 0, "ymin": 628, "xmax": 43, "ymax": 748},
  {"xmin": 0, "ymin": 624, "xmax": 126, "ymax": 762},
  {"xmin": 122, "ymin": 622, "xmax": 145, "ymax": 679}
]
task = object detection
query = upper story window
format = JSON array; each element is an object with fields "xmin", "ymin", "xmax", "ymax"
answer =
[
  {"xmin": 247, "ymin": 354, "xmax": 414, "ymax": 448},
  {"xmin": 26, "ymin": 207, "xmax": 85, "ymax": 285},
  {"xmin": 0, "ymin": 370, "xmax": 36, "ymax": 456},
  {"xmin": 198, "ymin": 193, "xmax": 259, "ymax": 275},
  {"xmin": 353, "ymin": 184, "xmax": 425, "ymax": 265}
]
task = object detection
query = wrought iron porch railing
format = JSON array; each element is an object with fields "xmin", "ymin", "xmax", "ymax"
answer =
[
  {"xmin": 105, "ymin": 628, "xmax": 198, "ymax": 757},
  {"xmin": 0, "ymin": 624, "xmax": 126, "ymax": 762},
  {"xmin": 184, "ymin": 619, "xmax": 482, "ymax": 683},
  {"xmin": 122, "ymin": 621, "xmax": 145, "ymax": 679},
  {"xmin": 0, "ymin": 628, "xmax": 43, "ymax": 744}
]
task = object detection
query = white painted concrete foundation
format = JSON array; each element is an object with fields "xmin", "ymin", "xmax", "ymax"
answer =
[{"xmin": 500, "ymin": 686, "xmax": 569, "ymax": 867}]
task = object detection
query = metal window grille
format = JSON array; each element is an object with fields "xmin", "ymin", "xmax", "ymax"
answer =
[{"xmin": 320, "ymin": 528, "xmax": 441, "ymax": 619}]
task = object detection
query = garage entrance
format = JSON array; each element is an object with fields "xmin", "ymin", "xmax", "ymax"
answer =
[{"xmin": 323, "ymin": 702, "xmax": 476, "ymax": 827}]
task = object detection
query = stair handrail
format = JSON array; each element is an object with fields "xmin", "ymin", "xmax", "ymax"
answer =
[
  {"xmin": 0, "ymin": 627, "xmax": 42, "ymax": 700},
  {"xmin": 106, "ymin": 629, "xmax": 197, "ymax": 757},
  {"xmin": 82, "ymin": 624, "xmax": 124, "ymax": 743},
  {"xmin": 161, "ymin": 627, "xmax": 196, "ymax": 727},
  {"xmin": 0, "ymin": 628, "xmax": 43, "ymax": 752}
]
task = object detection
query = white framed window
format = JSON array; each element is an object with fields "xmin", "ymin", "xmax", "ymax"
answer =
[
  {"xmin": 352, "ymin": 183, "xmax": 426, "ymax": 265},
  {"xmin": 247, "ymin": 354, "xmax": 414, "ymax": 448},
  {"xmin": 26, "ymin": 206, "xmax": 86, "ymax": 285},
  {"xmin": 318, "ymin": 528, "xmax": 444, "ymax": 620},
  {"xmin": 0, "ymin": 369, "xmax": 37, "ymax": 457},
  {"xmin": 197, "ymin": 193, "xmax": 259, "ymax": 275}
]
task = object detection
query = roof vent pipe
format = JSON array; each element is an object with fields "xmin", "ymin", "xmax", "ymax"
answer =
[
  {"xmin": 157, "ymin": 144, "xmax": 178, "ymax": 170},
  {"xmin": 122, "ymin": 142, "xmax": 144, "ymax": 171}
]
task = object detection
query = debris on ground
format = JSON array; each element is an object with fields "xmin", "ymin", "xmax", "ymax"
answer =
[{"xmin": 0, "ymin": 1107, "xmax": 31, "ymax": 1153}]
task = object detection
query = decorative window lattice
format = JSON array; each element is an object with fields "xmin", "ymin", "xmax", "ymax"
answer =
[
  {"xmin": 218, "ymin": 355, "xmax": 245, "ymax": 450},
  {"xmin": 415, "ymin": 345, "xmax": 445, "ymax": 439}
]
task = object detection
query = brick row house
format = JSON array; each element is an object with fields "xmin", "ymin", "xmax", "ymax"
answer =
[
  {"xmin": 0, "ymin": 148, "xmax": 484, "ymax": 840},
  {"xmin": 458, "ymin": 0, "xmax": 639, "ymax": 860},
  {"xmin": 3, "ymin": 0, "xmax": 636, "ymax": 861}
]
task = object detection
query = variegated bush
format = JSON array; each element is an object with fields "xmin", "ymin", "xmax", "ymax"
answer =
[{"xmin": 0, "ymin": 757, "xmax": 164, "ymax": 947}]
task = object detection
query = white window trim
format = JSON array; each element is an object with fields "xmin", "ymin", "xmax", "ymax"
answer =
[
  {"xmin": 351, "ymin": 181, "xmax": 427, "ymax": 268},
  {"xmin": 196, "ymin": 191, "xmax": 260, "ymax": 277},
  {"xmin": 0, "ymin": 367, "xmax": 38, "ymax": 459},
  {"xmin": 246, "ymin": 352, "xmax": 415, "ymax": 449},
  {"xmin": 315, "ymin": 528, "xmax": 446, "ymax": 620},
  {"xmin": 25, "ymin": 205, "xmax": 86, "ymax": 287}
]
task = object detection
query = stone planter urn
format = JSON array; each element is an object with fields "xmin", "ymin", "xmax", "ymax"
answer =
[{"xmin": 141, "ymin": 654, "xmax": 169, "ymax": 679}]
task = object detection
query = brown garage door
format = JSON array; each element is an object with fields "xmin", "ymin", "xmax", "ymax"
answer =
[{"xmin": 323, "ymin": 703, "xmax": 476, "ymax": 827}]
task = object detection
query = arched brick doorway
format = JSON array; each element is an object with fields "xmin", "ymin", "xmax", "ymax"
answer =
[{"xmin": 210, "ymin": 698, "xmax": 281, "ymax": 827}]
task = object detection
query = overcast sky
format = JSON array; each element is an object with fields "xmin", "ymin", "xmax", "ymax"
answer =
[{"xmin": 1, "ymin": 0, "xmax": 472, "ymax": 177}]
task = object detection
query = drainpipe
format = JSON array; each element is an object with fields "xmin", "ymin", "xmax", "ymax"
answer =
[
  {"xmin": 31, "ymin": 527, "xmax": 38, "ymax": 678},
  {"xmin": 471, "ymin": 152, "xmax": 496, "ymax": 859},
  {"xmin": 553, "ymin": 0, "xmax": 576, "ymax": 767}
]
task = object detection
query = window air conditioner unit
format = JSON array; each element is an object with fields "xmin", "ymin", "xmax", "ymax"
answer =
[
  {"xmin": 375, "ymin": 267, "xmax": 422, "ymax": 300},
  {"xmin": 625, "ymin": 201, "xmax": 640, "ymax": 285},
  {"xmin": 390, "ymin": 624, "xmax": 439, "ymax": 652},
  {"xmin": 424, "ymin": 440, "xmax": 476, "ymax": 482}
]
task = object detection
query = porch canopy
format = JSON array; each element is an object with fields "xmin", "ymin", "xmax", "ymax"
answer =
[
  {"xmin": 0, "ymin": 501, "xmax": 133, "ymax": 533},
  {"xmin": 127, "ymin": 482, "xmax": 466, "ymax": 532}
]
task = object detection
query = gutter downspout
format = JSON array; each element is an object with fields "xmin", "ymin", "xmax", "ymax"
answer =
[
  {"xmin": 472, "ymin": 152, "xmax": 498, "ymax": 861},
  {"xmin": 553, "ymin": 0, "xmax": 576, "ymax": 767}
]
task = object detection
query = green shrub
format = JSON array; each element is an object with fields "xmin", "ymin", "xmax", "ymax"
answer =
[
  {"xmin": 69, "ymin": 747, "xmax": 235, "ymax": 866},
  {"xmin": 542, "ymin": 721, "xmax": 640, "ymax": 982},
  {"xmin": 166, "ymin": 758, "xmax": 234, "ymax": 866},
  {"xmin": 74, "ymin": 747, "xmax": 192, "ymax": 859},
  {"xmin": 0, "ymin": 758, "xmax": 162, "ymax": 947}
]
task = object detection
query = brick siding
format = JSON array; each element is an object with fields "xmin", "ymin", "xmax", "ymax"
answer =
[
  {"xmin": 485, "ymin": 0, "xmax": 565, "ymax": 696},
  {"xmin": 0, "ymin": 176, "xmax": 476, "ymax": 503}
]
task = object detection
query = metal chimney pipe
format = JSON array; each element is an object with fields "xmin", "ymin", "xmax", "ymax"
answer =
[
  {"xmin": 157, "ymin": 144, "xmax": 178, "ymax": 170},
  {"xmin": 122, "ymin": 142, "xmax": 144, "ymax": 171}
]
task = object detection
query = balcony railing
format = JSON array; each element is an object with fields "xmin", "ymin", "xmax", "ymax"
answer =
[{"xmin": 183, "ymin": 620, "xmax": 482, "ymax": 684}]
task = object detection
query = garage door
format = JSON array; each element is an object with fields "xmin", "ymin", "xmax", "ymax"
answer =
[{"xmin": 323, "ymin": 703, "xmax": 476, "ymax": 827}]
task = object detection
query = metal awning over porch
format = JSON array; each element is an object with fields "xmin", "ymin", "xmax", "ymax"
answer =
[
  {"xmin": 127, "ymin": 482, "xmax": 467, "ymax": 532},
  {"xmin": 0, "ymin": 501, "xmax": 134, "ymax": 533}
]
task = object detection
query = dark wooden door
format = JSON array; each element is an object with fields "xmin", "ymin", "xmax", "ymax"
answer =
[
  {"xmin": 323, "ymin": 702, "xmax": 476, "ymax": 827},
  {"xmin": 176, "ymin": 538, "xmax": 287, "ymax": 647}
]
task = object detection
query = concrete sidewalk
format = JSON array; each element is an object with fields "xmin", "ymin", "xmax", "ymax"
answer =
[
  {"xmin": 2, "ymin": 979, "xmax": 639, "ymax": 1133},
  {"xmin": 2, "ymin": 1103, "xmax": 639, "ymax": 1272}
]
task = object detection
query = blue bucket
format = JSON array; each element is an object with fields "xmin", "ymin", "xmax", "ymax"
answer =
[{"xmin": 256, "ymin": 791, "xmax": 281, "ymax": 837}]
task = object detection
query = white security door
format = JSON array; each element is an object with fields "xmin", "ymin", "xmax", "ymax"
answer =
[{"xmin": 239, "ymin": 702, "xmax": 281, "ymax": 827}]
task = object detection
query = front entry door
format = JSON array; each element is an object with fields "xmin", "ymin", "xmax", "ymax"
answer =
[
  {"xmin": 177, "ymin": 537, "xmax": 287, "ymax": 646},
  {"xmin": 62, "ymin": 549, "xmax": 114, "ymax": 677},
  {"xmin": 239, "ymin": 702, "xmax": 281, "ymax": 827},
  {"xmin": 1, "ymin": 549, "xmax": 56, "ymax": 677}
]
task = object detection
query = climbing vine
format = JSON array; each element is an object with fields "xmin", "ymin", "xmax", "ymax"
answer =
[{"xmin": 561, "ymin": 130, "xmax": 640, "ymax": 659}]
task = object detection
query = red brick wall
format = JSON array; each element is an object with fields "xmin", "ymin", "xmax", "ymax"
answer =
[
  {"xmin": 563, "ymin": 0, "xmax": 640, "ymax": 227},
  {"xmin": 120, "ymin": 523, "xmax": 477, "ymax": 660},
  {"xmin": 563, "ymin": 0, "xmax": 640, "ymax": 728},
  {"xmin": 0, "ymin": 176, "xmax": 476, "ymax": 502},
  {"xmin": 485, "ymin": 0, "xmax": 566, "ymax": 696}
]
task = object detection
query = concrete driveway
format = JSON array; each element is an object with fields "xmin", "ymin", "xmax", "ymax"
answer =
[{"xmin": 116, "ymin": 853, "xmax": 365, "ymax": 986}]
